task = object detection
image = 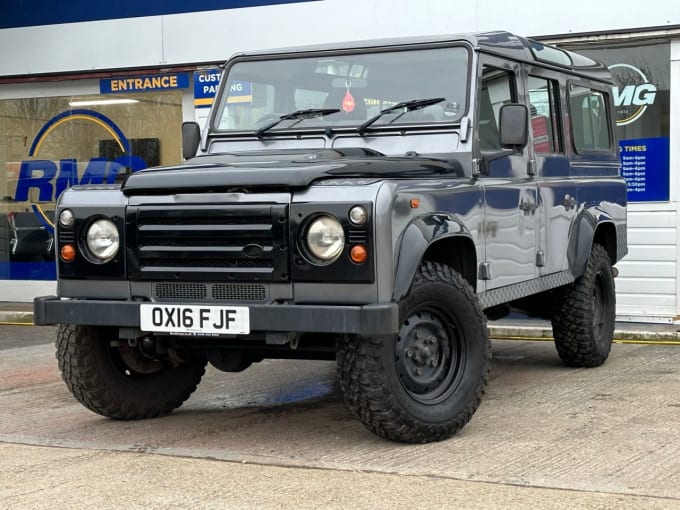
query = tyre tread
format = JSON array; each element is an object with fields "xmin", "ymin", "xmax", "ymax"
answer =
[
  {"xmin": 56, "ymin": 325, "xmax": 205, "ymax": 420},
  {"xmin": 551, "ymin": 244, "xmax": 615, "ymax": 367},
  {"xmin": 337, "ymin": 261, "xmax": 490, "ymax": 443}
]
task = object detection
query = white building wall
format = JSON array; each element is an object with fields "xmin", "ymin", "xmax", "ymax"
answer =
[
  {"xmin": 1, "ymin": 0, "xmax": 680, "ymax": 76},
  {"xmin": 617, "ymin": 207, "xmax": 678, "ymax": 321}
]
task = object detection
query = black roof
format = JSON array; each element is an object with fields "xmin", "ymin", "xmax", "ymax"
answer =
[
  {"xmin": 475, "ymin": 31, "xmax": 611, "ymax": 82},
  {"xmin": 229, "ymin": 30, "xmax": 611, "ymax": 83}
]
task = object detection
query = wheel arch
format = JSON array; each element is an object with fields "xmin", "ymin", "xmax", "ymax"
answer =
[
  {"xmin": 569, "ymin": 210, "xmax": 618, "ymax": 277},
  {"xmin": 392, "ymin": 215, "xmax": 477, "ymax": 301}
]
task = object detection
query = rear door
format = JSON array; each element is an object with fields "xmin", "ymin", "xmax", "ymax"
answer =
[{"xmin": 525, "ymin": 69, "xmax": 576, "ymax": 275}]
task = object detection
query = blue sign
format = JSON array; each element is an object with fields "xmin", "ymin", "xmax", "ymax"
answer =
[
  {"xmin": 9, "ymin": 109, "xmax": 149, "ymax": 280},
  {"xmin": 100, "ymin": 73, "xmax": 189, "ymax": 94},
  {"xmin": 194, "ymin": 68, "xmax": 222, "ymax": 108},
  {"xmin": 3, "ymin": 1, "xmax": 320, "ymax": 29},
  {"xmin": 619, "ymin": 137, "xmax": 669, "ymax": 202},
  {"xmin": 226, "ymin": 81, "xmax": 253, "ymax": 104}
]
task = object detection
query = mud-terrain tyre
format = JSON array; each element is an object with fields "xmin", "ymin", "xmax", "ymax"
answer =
[
  {"xmin": 56, "ymin": 324, "xmax": 206, "ymax": 419},
  {"xmin": 551, "ymin": 243, "xmax": 616, "ymax": 367},
  {"xmin": 337, "ymin": 261, "xmax": 490, "ymax": 443}
]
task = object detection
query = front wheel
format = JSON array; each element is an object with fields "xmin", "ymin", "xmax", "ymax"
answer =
[
  {"xmin": 551, "ymin": 243, "xmax": 616, "ymax": 367},
  {"xmin": 337, "ymin": 261, "xmax": 490, "ymax": 443},
  {"xmin": 56, "ymin": 325, "xmax": 206, "ymax": 419}
]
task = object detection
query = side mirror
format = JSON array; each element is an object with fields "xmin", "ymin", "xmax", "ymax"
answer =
[
  {"xmin": 182, "ymin": 122, "xmax": 201, "ymax": 159},
  {"xmin": 499, "ymin": 104, "xmax": 528, "ymax": 150}
]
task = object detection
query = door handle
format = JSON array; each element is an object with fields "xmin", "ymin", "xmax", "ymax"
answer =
[
  {"xmin": 519, "ymin": 199, "xmax": 538, "ymax": 214},
  {"xmin": 561, "ymin": 195, "xmax": 577, "ymax": 210}
]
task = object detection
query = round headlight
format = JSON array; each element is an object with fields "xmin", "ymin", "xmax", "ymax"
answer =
[
  {"xmin": 349, "ymin": 205, "xmax": 367, "ymax": 226},
  {"xmin": 59, "ymin": 209, "xmax": 75, "ymax": 227},
  {"xmin": 305, "ymin": 215, "xmax": 344, "ymax": 262},
  {"xmin": 86, "ymin": 218, "xmax": 119, "ymax": 262}
]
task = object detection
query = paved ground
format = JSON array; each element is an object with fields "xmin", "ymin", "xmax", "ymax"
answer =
[{"xmin": 2, "ymin": 325, "xmax": 680, "ymax": 508}]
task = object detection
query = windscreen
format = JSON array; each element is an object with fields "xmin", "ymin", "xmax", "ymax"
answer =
[{"xmin": 213, "ymin": 46, "xmax": 469, "ymax": 133}]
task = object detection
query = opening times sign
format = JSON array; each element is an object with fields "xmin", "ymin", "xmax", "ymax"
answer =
[
  {"xmin": 620, "ymin": 137, "xmax": 670, "ymax": 201},
  {"xmin": 566, "ymin": 42, "xmax": 670, "ymax": 203}
]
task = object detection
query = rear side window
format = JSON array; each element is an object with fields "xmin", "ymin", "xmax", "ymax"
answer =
[
  {"xmin": 528, "ymin": 76, "xmax": 562, "ymax": 153},
  {"xmin": 568, "ymin": 85, "xmax": 612, "ymax": 152}
]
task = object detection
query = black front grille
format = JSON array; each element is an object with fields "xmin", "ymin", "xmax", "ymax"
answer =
[
  {"xmin": 153, "ymin": 282, "xmax": 268, "ymax": 302},
  {"xmin": 128, "ymin": 204, "xmax": 289, "ymax": 282},
  {"xmin": 212, "ymin": 283, "xmax": 267, "ymax": 301},
  {"xmin": 156, "ymin": 282, "xmax": 207, "ymax": 300}
]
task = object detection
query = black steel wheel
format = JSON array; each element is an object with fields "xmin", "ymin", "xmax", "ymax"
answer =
[
  {"xmin": 395, "ymin": 309, "xmax": 464, "ymax": 405},
  {"xmin": 337, "ymin": 261, "xmax": 490, "ymax": 443},
  {"xmin": 56, "ymin": 325, "xmax": 206, "ymax": 419},
  {"xmin": 551, "ymin": 243, "xmax": 616, "ymax": 367}
]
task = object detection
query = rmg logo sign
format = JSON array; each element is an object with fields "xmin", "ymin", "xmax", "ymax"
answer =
[
  {"xmin": 13, "ymin": 109, "xmax": 147, "ymax": 230},
  {"xmin": 610, "ymin": 63, "xmax": 657, "ymax": 126}
]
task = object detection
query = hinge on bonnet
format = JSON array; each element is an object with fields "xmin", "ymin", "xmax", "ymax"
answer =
[{"xmin": 459, "ymin": 116, "xmax": 470, "ymax": 143}]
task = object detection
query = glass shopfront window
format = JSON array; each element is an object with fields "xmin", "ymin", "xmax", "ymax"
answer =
[
  {"xmin": 0, "ymin": 91, "xmax": 183, "ymax": 280},
  {"xmin": 562, "ymin": 41, "xmax": 670, "ymax": 202}
]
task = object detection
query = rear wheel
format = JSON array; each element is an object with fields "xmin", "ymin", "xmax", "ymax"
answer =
[
  {"xmin": 551, "ymin": 243, "xmax": 616, "ymax": 367},
  {"xmin": 56, "ymin": 325, "xmax": 206, "ymax": 419},
  {"xmin": 337, "ymin": 261, "xmax": 490, "ymax": 443}
]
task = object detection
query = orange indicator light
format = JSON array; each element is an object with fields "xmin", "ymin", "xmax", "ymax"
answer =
[
  {"xmin": 350, "ymin": 245, "xmax": 368, "ymax": 264},
  {"xmin": 410, "ymin": 198, "xmax": 420, "ymax": 208},
  {"xmin": 60, "ymin": 244, "xmax": 76, "ymax": 262}
]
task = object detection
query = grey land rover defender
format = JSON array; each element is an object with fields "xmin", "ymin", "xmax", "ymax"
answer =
[{"xmin": 34, "ymin": 31, "xmax": 627, "ymax": 443}]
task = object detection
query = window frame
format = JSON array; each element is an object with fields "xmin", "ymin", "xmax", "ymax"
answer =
[
  {"xmin": 567, "ymin": 81, "xmax": 614, "ymax": 154},
  {"xmin": 210, "ymin": 42, "xmax": 474, "ymax": 135},
  {"xmin": 476, "ymin": 64, "xmax": 519, "ymax": 152},
  {"xmin": 527, "ymin": 74, "xmax": 563, "ymax": 155}
]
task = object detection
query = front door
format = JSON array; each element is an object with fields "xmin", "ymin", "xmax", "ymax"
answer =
[{"xmin": 477, "ymin": 58, "xmax": 539, "ymax": 290}]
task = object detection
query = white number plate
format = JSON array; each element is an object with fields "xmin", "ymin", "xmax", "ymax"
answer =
[{"xmin": 140, "ymin": 304, "xmax": 250, "ymax": 335}]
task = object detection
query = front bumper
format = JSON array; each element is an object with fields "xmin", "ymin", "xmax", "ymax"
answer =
[{"xmin": 33, "ymin": 295, "xmax": 399, "ymax": 336}]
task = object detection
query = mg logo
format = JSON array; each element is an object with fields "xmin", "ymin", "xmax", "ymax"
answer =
[{"xmin": 609, "ymin": 63, "xmax": 657, "ymax": 126}]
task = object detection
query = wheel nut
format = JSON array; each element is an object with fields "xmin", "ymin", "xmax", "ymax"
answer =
[
  {"xmin": 405, "ymin": 350, "xmax": 413, "ymax": 358},
  {"xmin": 415, "ymin": 367, "xmax": 422, "ymax": 375},
  {"xmin": 429, "ymin": 359, "xmax": 437, "ymax": 367}
]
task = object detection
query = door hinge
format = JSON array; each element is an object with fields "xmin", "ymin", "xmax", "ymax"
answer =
[
  {"xmin": 479, "ymin": 262, "xmax": 492, "ymax": 280},
  {"xmin": 527, "ymin": 159, "xmax": 537, "ymax": 176},
  {"xmin": 536, "ymin": 250, "xmax": 545, "ymax": 267}
]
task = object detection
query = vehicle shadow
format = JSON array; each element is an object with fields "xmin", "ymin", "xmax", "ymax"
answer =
[{"xmin": 3, "ymin": 341, "xmax": 591, "ymax": 455}]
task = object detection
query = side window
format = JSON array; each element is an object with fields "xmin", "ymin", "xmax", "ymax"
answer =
[
  {"xmin": 568, "ymin": 85, "xmax": 612, "ymax": 152},
  {"xmin": 528, "ymin": 76, "xmax": 562, "ymax": 153},
  {"xmin": 478, "ymin": 66, "xmax": 515, "ymax": 150}
]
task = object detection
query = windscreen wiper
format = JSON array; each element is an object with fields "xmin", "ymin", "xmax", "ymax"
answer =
[
  {"xmin": 255, "ymin": 108, "xmax": 340, "ymax": 138},
  {"xmin": 357, "ymin": 97, "xmax": 446, "ymax": 135}
]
